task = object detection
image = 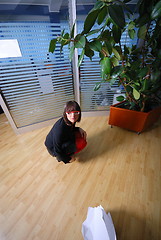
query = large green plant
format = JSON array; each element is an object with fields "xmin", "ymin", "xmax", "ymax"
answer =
[{"xmin": 49, "ymin": 0, "xmax": 161, "ymax": 112}]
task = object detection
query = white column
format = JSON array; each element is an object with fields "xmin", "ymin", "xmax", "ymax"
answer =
[{"xmin": 68, "ymin": 0, "xmax": 80, "ymax": 105}]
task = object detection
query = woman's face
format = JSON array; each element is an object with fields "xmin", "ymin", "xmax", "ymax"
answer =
[{"xmin": 66, "ymin": 111, "xmax": 80, "ymax": 124}]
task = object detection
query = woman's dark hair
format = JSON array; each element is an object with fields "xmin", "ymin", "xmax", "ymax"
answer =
[{"xmin": 63, "ymin": 101, "xmax": 81, "ymax": 125}]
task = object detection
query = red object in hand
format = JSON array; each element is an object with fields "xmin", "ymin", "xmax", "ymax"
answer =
[{"xmin": 74, "ymin": 131, "xmax": 87, "ymax": 154}]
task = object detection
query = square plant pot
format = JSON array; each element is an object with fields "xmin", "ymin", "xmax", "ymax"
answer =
[{"xmin": 108, "ymin": 101, "xmax": 161, "ymax": 133}]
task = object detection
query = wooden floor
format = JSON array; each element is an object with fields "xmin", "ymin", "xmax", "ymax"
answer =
[{"xmin": 0, "ymin": 113, "xmax": 161, "ymax": 240}]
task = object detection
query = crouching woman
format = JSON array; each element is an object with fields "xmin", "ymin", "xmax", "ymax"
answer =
[{"xmin": 45, "ymin": 101, "xmax": 87, "ymax": 164}]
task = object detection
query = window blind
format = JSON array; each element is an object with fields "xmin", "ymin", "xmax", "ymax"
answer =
[
  {"xmin": 0, "ymin": 21, "xmax": 74, "ymax": 128},
  {"xmin": 80, "ymin": 57, "xmax": 115, "ymax": 111}
]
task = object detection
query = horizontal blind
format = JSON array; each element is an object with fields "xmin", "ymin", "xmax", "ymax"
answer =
[
  {"xmin": 80, "ymin": 57, "xmax": 116, "ymax": 111},
  {"xmin": 0, "ymin": 21, "xmax": 74, "ymax": 128}
]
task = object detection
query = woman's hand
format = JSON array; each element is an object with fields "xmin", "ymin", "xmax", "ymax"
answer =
[{"xmin": 79, "ymin": 128, "xmax": 87, "ymax": 140}]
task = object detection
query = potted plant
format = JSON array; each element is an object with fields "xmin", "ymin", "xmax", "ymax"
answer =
[{"xmin": 49, "ymin": 0, "xmax": 161, "ymax": 133}]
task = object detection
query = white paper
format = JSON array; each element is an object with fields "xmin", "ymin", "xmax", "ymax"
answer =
[
  {"xmin": 37, "ymin": 68, "xmax": 54, "ymax": 94},
  {"xmin": 102, "ymin": 209, "xmax": 116, "ymax": 240},
  {"xmin": 0, "ymin": 39, "xmax": 22, "ymax": 58},
  {"xmin": 38, "ymin": 75, "xmax": 54, "ymax": 94},
  {"xmin": 82, "ymin": 205, "xmax": 117, "ymax": 240}
]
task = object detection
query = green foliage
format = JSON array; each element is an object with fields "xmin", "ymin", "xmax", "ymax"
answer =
[
  {"xmin": 116, "ymin": 95, "xmax": 125, "ymax": 102},
  {"xmin": 83, "ymin": 9, "xmax": 100, "ymax": 34},
  {"xmin": 74, "ymin": 35, "xmax": 86, "ymax": 48},
  {"xmin": 49, "ymin": 0, "xmax": 161, "ymax": 112},
  {"xmin": 100, "ymin": 57, "xmax": 111, "ymax": 79},
  {"xmin": 137, "ymin": 25, "xmax": 147, "ymax": 39},
  {"xmin": 108, "ymin": 4, "xmax": 125, "ymax": 29},
  {"xmin": 49, "ymin": 39, "xmax": 57, "ymax": 53},
  {"xmin": 151, "ymin": 1, "xmax": 161, "ymax": 19},
  {"xmin": 94, "ymin": 82, "xmax": 101, "ymax": 91}
]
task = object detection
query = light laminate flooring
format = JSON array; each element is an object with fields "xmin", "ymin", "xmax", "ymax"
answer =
[{"xmin": 0, "ymin": 113, "xmax": 161, "ymax": 240}]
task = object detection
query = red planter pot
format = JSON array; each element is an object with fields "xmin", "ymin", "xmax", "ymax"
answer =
[{"xmin": 108, "ymin": 101, "xmax": 161, "ymax": 133}]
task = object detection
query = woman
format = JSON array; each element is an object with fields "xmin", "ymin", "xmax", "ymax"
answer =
[{"xmin": 45, "ymin": 101, "xmax": 87, "ymax": 164}]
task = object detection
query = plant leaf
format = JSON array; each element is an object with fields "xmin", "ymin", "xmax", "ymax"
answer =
[
  {"xmin": 105, "ymin": 42, "xmax": 112, "ymax": 55},
  {"xmin": 135, "ymin": 13, "xmax": 150, "ymax": 27},
  {"xmin": 110, "ymin": 77, "xmax": 117, "ymax": 85},
  {"xmin": 128, "ymin": 21, "xmax": 135, "ymax": 30},
  {"xmin": 78, "ymin": 49, "xmax": 85, "ymax": 67},
  {"xmin": 138, "ymin": 67, "xmax": 148, "ymax": 78},
  {"xmin": 111, "ymin": 56, "xmax": 119, "ymax": 66},
  {"xmin": 111, "ymin": 66, "xmax": 123, "ymax": 78},
  {"xmin": 112, "ymin": 25, "xmax": 121, "ymax": 43},
  {"xmin": 100, "ymin": 57, "xmax": 111, "ymax": 79},
  {"xmin": 138, "ymin": 25, "xmax": 147, "ymax": 39},
  {"xmin": 86, "ymin": 29, "xmax": 100, "ymax": 36},
  {"xmin": 85, "ymin": 44, "xmax": 94, "ymax": 60},
  {"xmin": 89, "ymin": 40, "xmax": 102, "ymax": 52},
  {"xmin": 74, "ymin": 35, "xmax": 86, "ymax": 48},
  {"xmin": 101, "ymin": 29, "xmax": 111, "ymax": 40},
  {"xmin": 64, "ymin": 33, "xmax": 70, "ymax": 40},
  {"xmin": 94, "ymin": 82, "xmax": 101, "ymax": 91},
  {"xmin": 151, "ymin": 0, "xmax": 161, "ymax": 20},
  {"xmin": 108, "ymin": 4, "xmax": 125, "ymax": 29},
  {"xmin": 126, "ymin": 85, "xmax": 132, "ymax": 93},
  {"xmin": 116, "ymin": 95, "xmax": 125, "ymax": 102},
  {"xmin": 128, "ymin": 29, "xmax": 135, "ymax": 39},
  {"xmin": 133, "ymin": 88, "xmax": 140, "ymax": 100},
  {"xmin": 49, "ymin": 39, "xmax": 57, "ymax": 53},
  {"xmin": 150, "ymin": 70, "xmax": 161, "ymax": 81},
  {"xmin": 93, "ymin": 0, "xmax": 104, "ymax": 10},
  {"xmin": 142, "ymin": 78, "xmax": 149, "ymax": 91},
  {"xmin": 97, "ymin": 6, "xmax": 107, "ymax": 25},
  {"xmin": 59, "ymin": 33, "xmax": 69, "ymax": 47},
  {"xmin": 112, "ymin": 47, "xmax": 121, "ymax": 60},
  {"xmin": 70, "ymin": 23, "xmax": 75, "ymax": 38},
  {"xmin": 83, "ymin": 9, "xmax": 100, "ymax": 34},
  {"xmin": 118, "ymin": 0, "xmax": 133, "ymax": 14}
]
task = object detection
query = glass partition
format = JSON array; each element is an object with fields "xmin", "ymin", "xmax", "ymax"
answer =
[{"xmin": 0, "ymin": 0, "xmax": 74, "ymax": 130}]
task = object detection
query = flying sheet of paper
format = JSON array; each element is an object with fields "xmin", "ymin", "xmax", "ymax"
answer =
[
  {"xmin": 0, "ymin": 39, "xmax": 22, "ymax": 58},
  {"xmin": 82, "ymin": 205, "xmax": 117, "ymax": 240}
]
